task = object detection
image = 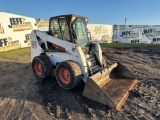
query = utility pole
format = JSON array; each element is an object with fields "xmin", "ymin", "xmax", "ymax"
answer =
[
  {"xmin": 125, "ymin": 18, "xmax": 127, "ymax": 26},
  {"xmin": 125, "ymin": 18, "xmax": 127, "ymax": 31}
]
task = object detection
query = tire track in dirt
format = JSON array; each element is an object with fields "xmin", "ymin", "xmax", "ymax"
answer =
[
  {"xmin": 102, "ymin": 47, "xmax": 160, "ymax": 120},
  {"xmin": 0, "ymin": 46, "xmax": 160, "ymax": 119},
  {"xmin": 37, "ymin": 46, "xmax": 160, "ymax": 120},
  {"xmin": 0, "ymin": 62, "xmax": 53, "ymax": 120},
  {"xmin": 103, "ymin": 48, "xmax": 160, "ymax": 80},
  {"xmin": 40, "ymin": 79, "xmax": 91, "ymax": 120}
]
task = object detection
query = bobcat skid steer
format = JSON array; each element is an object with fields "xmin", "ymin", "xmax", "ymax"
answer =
[{"xmin": 31, "ymin": 14, "xmax": 138, "ymax": 110}]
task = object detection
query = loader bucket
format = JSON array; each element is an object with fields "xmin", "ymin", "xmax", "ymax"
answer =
[{"xmin": 83, "ymin": 62, "xmax": 138, "ymax": 110}]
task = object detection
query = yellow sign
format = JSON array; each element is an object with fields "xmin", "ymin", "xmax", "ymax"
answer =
[
  {"xmin": 130, "ymin": 25, "xmax": 142, "ymax": 29},
  {"xmin": 122, "ymin": 33, "xmax": 139, "ymax": 38},
  {"xmin": 0, "ymin": 37, "xmax": 21, "ymax": 52},
  {"xmin": 8, "ymin": 17, "xmax": 33, "ymax": 32},
  {"xmin": 37, "ymin": 21, "xmax": 49, "ymax": 28},
  {"xmin": 114, "ymin": 25, "xmax": 126, "ymax": 30},
  {"xmin": 12, "ymin": 24, "xmax": 32, "ymax": 32},
  {"xmin": 94, "ymin": 26, "xmax": 107, "ymax": 34},
  {"xmin": 112, "ymin": 35, "xmax": 117, "ymax": 39},
  {"xmin": 0, "ymin": 23, "xmax": 4, "ymax": 34},
  {"xmin": 143, "ymin": 31, "xmax": 160, "ymax": 36},
  {"xmin": 24, "ymin": 34, "xmax": 31, "ymax": 46}
]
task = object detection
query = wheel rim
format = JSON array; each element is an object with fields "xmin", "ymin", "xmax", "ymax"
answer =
[
  {"xmin": 34, "ymin": 61, "xmax": 42, "ymax": 75},
  {"xmin": 58, "ymin": 67, "xmax": 71, "ymax": 84}
]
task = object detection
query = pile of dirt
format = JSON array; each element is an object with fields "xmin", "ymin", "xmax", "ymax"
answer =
[{"xmin": 0, "ymin": 46, "xmax": 160, "ymax": 120}]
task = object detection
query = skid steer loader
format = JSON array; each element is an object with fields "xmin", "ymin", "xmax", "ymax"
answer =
[{"xmin": 31, "ymin": 14, "xmax": 138, "ymax": 110}]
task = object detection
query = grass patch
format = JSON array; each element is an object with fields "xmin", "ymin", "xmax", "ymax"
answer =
[
  {"xmin": 0, "ymin": 47, "xmax": 30, "ymax": 57},
  {"xmin": 100, "ymin": 43, "xmax": 160, "ymax": 48},
  {"xmin": 0, "ymin": 47, "xmax": 31, "ymax": 63},
  {"xmin": 0, "ymin": 43, "xmax": 159, "ymax": 62}
]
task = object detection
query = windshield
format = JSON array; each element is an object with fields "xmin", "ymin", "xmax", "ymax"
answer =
[{"xmin": 73, "ymin": 18, "xmax": 90, "ymax": 48}]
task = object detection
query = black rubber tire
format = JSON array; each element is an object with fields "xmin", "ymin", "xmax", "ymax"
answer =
[
  {"xmin": 55, "ymin": 61, "xmax": 82, "ymax": 89},
  {"xmin": 32, "ymin": 55, "xmax": 52, "ymax": 80},
  {"xmin": 102, "ymin": 57, "xmax": 107, "ymax": 68}
]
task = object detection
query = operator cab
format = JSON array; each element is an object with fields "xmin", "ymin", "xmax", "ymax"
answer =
[{"xmin": 49, "ymin": 14, "xmax": 90, "ymax": 48}]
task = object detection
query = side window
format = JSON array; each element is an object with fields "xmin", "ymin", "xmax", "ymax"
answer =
[
  {"xmin": 59, "ymin": 19, "xmax": 70, "ymax": 41},
  {"xmin": 50, "ymin": 19, "xmax": 62, "ymax": 39}
]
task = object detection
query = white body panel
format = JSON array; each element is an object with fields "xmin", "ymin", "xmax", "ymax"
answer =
[
  {"xmin": 30, "ymin": 30, "xmax": 91, "ymax": 82},
  {"xmin": 47, "ymin": 52, "xmax": 88, "ymax": 81}
]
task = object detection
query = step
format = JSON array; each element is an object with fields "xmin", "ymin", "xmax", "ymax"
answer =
[
  {"xmin": 86, "ymin": 57, "xmax": 95, "ymax": 61},
  {"xmin": 90, "ymin": 65, "xmax": 98, "ymax": 70}
]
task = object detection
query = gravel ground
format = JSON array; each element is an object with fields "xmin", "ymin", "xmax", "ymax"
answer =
[{"xmin": 0, "ymin": 46, "xmax": 159, "ymax": 120}]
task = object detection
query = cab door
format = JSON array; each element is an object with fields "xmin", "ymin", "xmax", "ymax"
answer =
[{"xmin": 50, "ymin": 18, "xmax": 71, "ymax": 42}]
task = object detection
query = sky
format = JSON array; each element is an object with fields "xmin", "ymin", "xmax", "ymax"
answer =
[{"xmin": 0, "ymin": 0, "xmax": 160, "ymax": 25}]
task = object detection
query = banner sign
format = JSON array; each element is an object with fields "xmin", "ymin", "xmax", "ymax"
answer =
[
  {"xmin": 8, "ymin": 17, "xmax": 33, "ymax": 32},
  {"xmin": 113, "ymin": 25, "xmax": 160, "ymax": 43},
  {"xmin": 0, "ymin": 37, "xmax": 20, "ymax": 52},
  {"xmin": 0, "ymin": 12, "xmax": 39, "ymax": 52},
  {"xmin": 35, "ymin": 18, "xmax": 49, "ymax": 31},
  {"xmin": 0, "ymin": 12, "xmax": 160, "ymax": 52},
  {"xmin": 0, "ymin": 23, "xmax": 4, "ymax": 34},
  {"xmin": 24, "ymin": 34, "xmax": 31, "ymax": 46},
  {"xmin": 87, "ymin": 24, "xmax": 113, "ymax": 43}
]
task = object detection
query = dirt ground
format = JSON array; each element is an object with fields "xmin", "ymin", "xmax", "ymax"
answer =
[{"xmin": 0, "ymin": 46, "xmax": 160, "ymax": 120}]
